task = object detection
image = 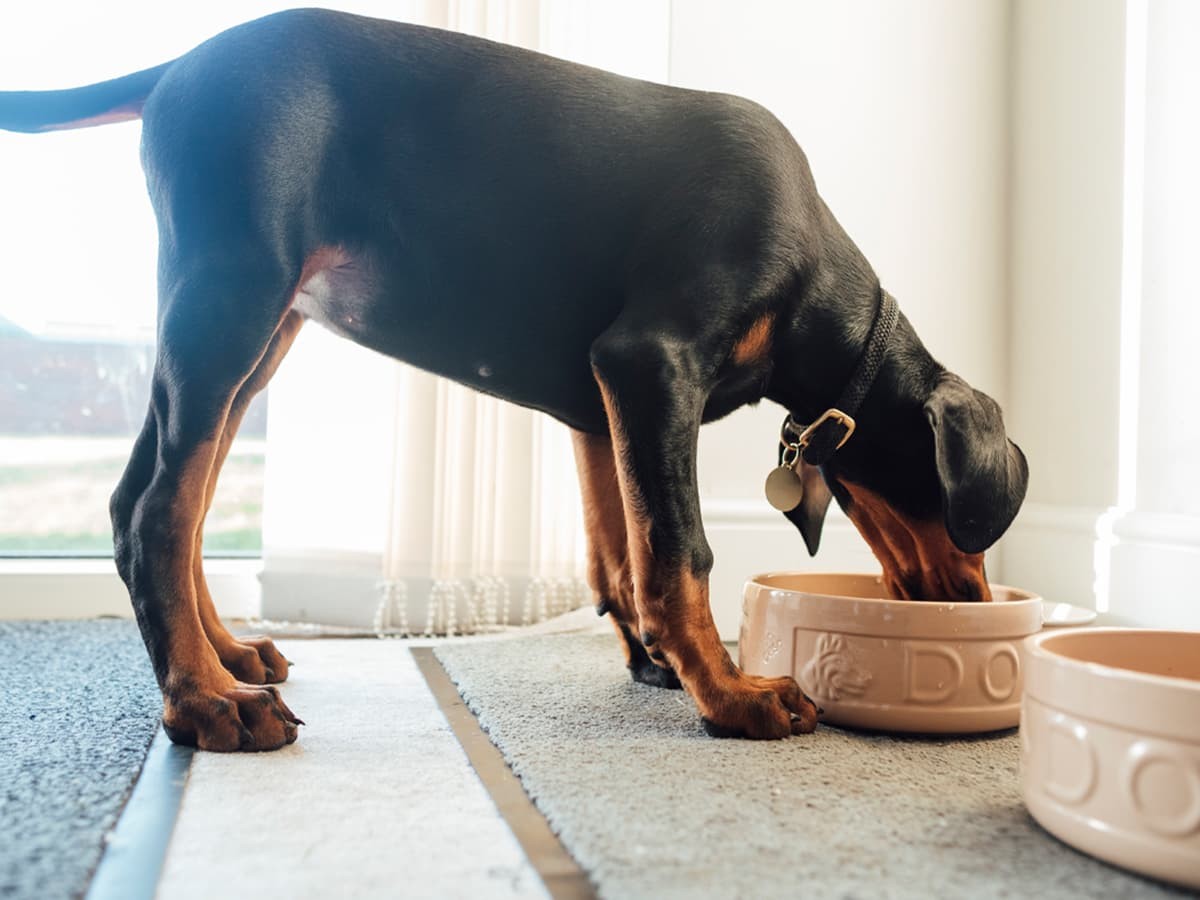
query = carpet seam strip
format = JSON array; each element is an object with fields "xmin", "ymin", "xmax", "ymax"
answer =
[
  {"xmin": 85, "ymin": 728, "xmax": 194, "ymax": 900},
  {"xmin": 411, "ymin": 647, "xmax": 595, "ymax": 900}
]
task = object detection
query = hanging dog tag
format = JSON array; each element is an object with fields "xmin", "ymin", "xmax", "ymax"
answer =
[{"xmin": 765, "ymin": 464, "xmax": 805, "ymax": 512}]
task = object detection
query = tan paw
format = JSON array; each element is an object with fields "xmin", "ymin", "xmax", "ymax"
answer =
[
  {"xmin": 217, "ymin": 635, "xmax": 290, "ymax": 684},
  {"xmin": 697, "ymin": 672, "xmax": 820, "ymax": 739},
  {"xmin": 163, "ymin": 678, "xmax": 302, "ymax": 752}
]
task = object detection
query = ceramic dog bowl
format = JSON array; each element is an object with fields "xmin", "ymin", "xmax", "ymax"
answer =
[
  {"xmin": 1021, "ymin": 628, "xmax": 1200, "ymax": 889},
  {"xmin": 739, "ymin": 572, "xmax": 1043, "ymax": 733}
]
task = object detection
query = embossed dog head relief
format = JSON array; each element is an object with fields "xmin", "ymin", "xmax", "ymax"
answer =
[{"xmin": 800, "ymin": 633, "xmax": 873, "ymax": 702}]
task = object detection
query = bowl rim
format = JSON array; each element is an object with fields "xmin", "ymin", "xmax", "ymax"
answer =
[
  {"xmin": 1025, "ymin": 626, "xmax": 1200, "ymax": 692},
  {"xmin": 745, "ymin": 570, "xmax": 1042, "ymax": 608}
]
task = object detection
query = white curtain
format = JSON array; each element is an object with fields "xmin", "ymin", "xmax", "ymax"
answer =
[
  {"xmin": 372, "ymin": 368, "xmax": 588, "ymax": 636},
  {"xmin": 260, "ymin": 0, "xmax": 670, "ymax": 634}
]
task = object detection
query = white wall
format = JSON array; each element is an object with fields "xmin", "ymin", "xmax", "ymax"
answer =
[
  {"xmin": 1103, "ymin": 0, "xmax": 1200, "ymax": 628},
  {"xmin": 14, "ymin": 1, "xmax": 1188, "ymax": 632},
  {"xmin": 668, "ymin": 0, "xmax": 1013, "ymax": 635},
  {"xmin": 1001, "ymin": 0, "xmax": 1128, "ymax": 610},
  {"xmin": 1137, "ymin": 0, "xmax": 1200, "ymax": 521}
]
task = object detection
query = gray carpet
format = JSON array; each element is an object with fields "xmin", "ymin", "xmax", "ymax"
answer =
[
  {"xmin": 0, "ymin": 620, "xmax": 162, "ymax": 900},
  {"xmin": 436, "ymin": 634, "xmax": 1191, "ymax": 900}
]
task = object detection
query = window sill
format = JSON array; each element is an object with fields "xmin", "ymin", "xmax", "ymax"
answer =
[{"xmin": 0, "ymin": 558, "xmax": 262, "ymax": 621}]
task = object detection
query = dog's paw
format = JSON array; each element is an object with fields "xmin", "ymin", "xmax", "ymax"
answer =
[
  {"xmin": 623, "ymin": 627, "xmax": 683, "ymax": 690},
  {"xmin": 163, "ymin": 680, "xmax": 303, "ymax": 752},
  {"xmin": 696, "ymin": 673, "xmax": 819, "ymax": 739},
  {"xmin": 218, "ymin": 635, "xmax": 289, "ymax": 684},
  {"xmin": 629, "ymin": 658, "xmax": 683, "ymax": 690}
]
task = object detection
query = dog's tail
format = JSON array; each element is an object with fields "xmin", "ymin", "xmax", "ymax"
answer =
[{"xmin": 0, "ymin": 62, "xmax": 172, "ymax": 134}]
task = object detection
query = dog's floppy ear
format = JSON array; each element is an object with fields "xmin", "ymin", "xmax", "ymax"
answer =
[
  {"xmin": 783, "ymin": 461, "xmax": 834, "ymax": 556},
  {"xmin": 924, "ymin": 373, "xmax": 1029, "ymax": 554}
]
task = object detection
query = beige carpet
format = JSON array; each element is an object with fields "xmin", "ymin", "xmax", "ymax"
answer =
[
  {"xmin": 436, "ymin": 634, "xmax": 1190, "ymax": 900},
  {"xmin": 158, "ymin": 639, "xmax": 546, "ymax": 900}
]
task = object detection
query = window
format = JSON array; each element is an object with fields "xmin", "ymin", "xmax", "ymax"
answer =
[
  {"xmin": 0, "ymin": 5, "xmax": 312, "ymax": 557},
  {"xmin": 0, "ymin": 0, "xmax": 597, "ymax": 628}
]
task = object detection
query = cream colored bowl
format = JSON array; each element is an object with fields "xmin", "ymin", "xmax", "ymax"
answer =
[
  {"xmin": 1021, "ymin": 628, "xmax": 1200, "ymax": 889},
  {"xmin": 739, "ymin": 572, "xmax": 1043, "ymax": 733}
]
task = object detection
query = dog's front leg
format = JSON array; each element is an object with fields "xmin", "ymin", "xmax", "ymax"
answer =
[
  {"xmin": 591, "ymin": 328, "xmax": 818, "ymax": 738},
  {"xmin": 571, "ymin": 430, "xmax": 682, "ymax": 690}
]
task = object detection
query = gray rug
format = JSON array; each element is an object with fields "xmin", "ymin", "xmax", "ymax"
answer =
[
  {"xmin": 0, "ymin": 620, "xmax": 162, "ymax": 900},
  {"xmin": 436, "ymin": 634, "xmax": 1190, "ymax": 900}
]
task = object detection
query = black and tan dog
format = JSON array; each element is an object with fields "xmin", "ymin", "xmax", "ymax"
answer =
[{"xmin": 1, "ymin": 9, "xmax": 1027, "ymax": 749}]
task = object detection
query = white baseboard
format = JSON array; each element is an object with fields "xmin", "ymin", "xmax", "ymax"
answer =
[
  {"xmin": 260, "ymin": 565, "xmax": 382, "ymax": 628},
  {"xmin": 20, "ymin": 501, "xmax": 1189, "ymax": 635},
  {"xmin": 1001, "ymin": 503, "xmax": 1200, "ymax": 628},
  {"xmin": 1105, "ymin": 509, "xmax": 1200, "ymax": 628},
  {"xmin": 1000, "ymin": 502, "xmax": 1104, "ymax": 610}
]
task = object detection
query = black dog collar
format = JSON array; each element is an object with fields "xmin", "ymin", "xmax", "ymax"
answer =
[{"xmin": 782, "ymin": 287, "xmax": 899, "ymax": 467}]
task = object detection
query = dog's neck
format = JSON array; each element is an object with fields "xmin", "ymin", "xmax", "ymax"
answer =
[
  {"xmin": 765, "ymin": 265, "xmax": 878, "ymax": 421},
  {"xmin": 775, "ymin": 287, "xmax": 895, "ymax": 465},
  {"xmin": 765, "ymin": 264, "xmax": 939, "ymax": 440}
]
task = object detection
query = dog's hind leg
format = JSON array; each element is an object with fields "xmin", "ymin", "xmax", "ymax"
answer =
[
  {"xmin": 111, "ymin": 258, "xmax": 303, "ymax": 751},
  {"xmin": 190, "ymin": 310, "xmax": 304, "ymax": 686},
  {"xmin": 590, "ymin": 322, "xmax": 818, "ymax": 738},
  {"xmin": 571, "ymin": 430, "xmax": 682, "ymax": 690}
]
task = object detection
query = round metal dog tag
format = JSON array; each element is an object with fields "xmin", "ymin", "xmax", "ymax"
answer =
[{"xmin": 765, "ymin": 465, "xmax": 805, "ymax": 512}]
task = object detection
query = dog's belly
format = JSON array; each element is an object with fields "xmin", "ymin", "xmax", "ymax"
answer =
[
  {"xmin": 291, "ymin": 247, "xmax": 612, "ymax": 433},
  {"xmin": 291, "ymin": 242, "xmax": 776, "ymax": 434}
]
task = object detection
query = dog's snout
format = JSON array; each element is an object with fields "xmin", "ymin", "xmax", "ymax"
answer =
[{"xmin": 838, "ymin": 478, "xmax": 991, "ymax": 603}]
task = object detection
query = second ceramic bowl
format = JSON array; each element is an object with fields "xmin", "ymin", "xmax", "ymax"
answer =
[
  {"xmin": 1021, "ymin": 628, "xmax": 1200, "ymax": 889},
  {"xmin": 739, "ymin": 572, "xmax": 1043, "ymax": 733}
]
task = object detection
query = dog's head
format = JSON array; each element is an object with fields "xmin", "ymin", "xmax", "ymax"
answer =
[{"xmin": 784, "ymin": 371, "xmax": 1027, "ymax": 602}]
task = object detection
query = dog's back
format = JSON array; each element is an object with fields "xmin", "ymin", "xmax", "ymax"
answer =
[{"xmin": 107, "ymin": 8, "xmax": 807, "ymax": 429}]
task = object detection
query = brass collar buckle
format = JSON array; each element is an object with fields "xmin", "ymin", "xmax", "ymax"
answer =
[
  {"xmin": 781, "ymin": 408, "xmax": 857, "ymax": 461},
  {"xmin": 767, "ymin": 408, "xmax": 856, "ymax": 512}
]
